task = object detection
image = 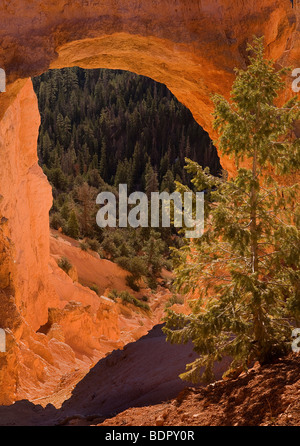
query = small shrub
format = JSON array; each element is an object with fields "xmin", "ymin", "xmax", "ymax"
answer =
[
  {"xmin": 79, "ymin": 241, "xmax": 89, "ymax": 251},
  {"xmin": 50, "ymin": 213, "xmax": 65, "ymax": 230},
  {"xmin": 97, "ymin": 247, "xmax": 104, "ymax": 259},
  {"xmin": 165, "ymin": 294, "xmax": 184, "ymax": 309},
  {"xmin": 108, "ymin": 289, "xmax": 119, "ymax": 301},
  {"xmin": 116, "ymin": 256, "xmax": 148, "ymax": 280},
  {"xmin": 126, "ymin": 274, "xmax": 140, "ymax": 292},
  {"xmin": 119, "ymin": 290, "xmax": 134, "ymax": 305},
  {"xmin": 136, "ymin": 300, "xmax": 150, "ymax": 311},
  {"xmin": 58, "ymin": 257, "xmax": 72, "ymax": 275},
  {"xmin": 89, "ymin": 284, "xmax": 99, "ymax": 295},
  {"xmin": 86, "ymin": 238, "xmax": 101, "ymax": 252},
  {"xmin": 116, "ymin": 290, "xmax": 150, "ymax": 311},
  {"xmin": 147, "ymin": 276, "xmax": 158, "ymax": 290}
]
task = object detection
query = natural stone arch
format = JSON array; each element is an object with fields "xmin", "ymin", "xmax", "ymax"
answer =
[
  {"xmin": 1, "ymin": 0, "xmax": 298, "ymax": 173},
  {"xmin": 0, "ymin": 0, "xmax": 299, "ymax": 341},
  {"xmin": 0, "ymin": 0, "xmax": 299, "ymax": 404},
  {"xmin": 0, "ymin": 0, "xmax": 298, "ymax": 327}
]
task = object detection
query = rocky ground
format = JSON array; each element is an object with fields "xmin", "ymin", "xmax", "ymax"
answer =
[
  {"xmin": 0, "ymin": 325, "xmax": 228, "ymax": 426},
  {"xmin": 0, "ymin": 325, "xmax": 298, "ymax": 426},
  {"xmin": 96, "ymin": 353, "xmax": 300, "ymax": 427}
]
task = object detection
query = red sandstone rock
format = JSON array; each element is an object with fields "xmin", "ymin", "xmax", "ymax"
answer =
[{"xmin": 0, "ymin": 0, "xmax": 299, "ymax": 405}]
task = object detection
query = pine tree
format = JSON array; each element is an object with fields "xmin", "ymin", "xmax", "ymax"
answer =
[
  {"xmin": 161, "ymin": 169, "xmax": 175, "ymax": 193},
  {"xmin": 114, "ymin": 159, "xmax": 133, "ymax": 191},
  {"xmin": 145, "ymin": 162, "xmax": 159, "ymax": 199},
  {"xmin": 60, "ymin": 201, "xmax": 70, "ymax": 221},
  {"xmin": 41, "ymin": 131, "xmax": 52, "ymax": 165},
  {"xmin": 159, "ymin": 152, "xmax": 169, "ymax": 182},
  {"xmin": 132, "ymin": 142, "xmax": 143, "ymax": 187},
  {"xmin": 164, "ymin": 37, "xmax": 300, "ymax": 384},
  {"xmin": 99, "ymin": 138, "xmax": 108, "ymax": 181},
  {"xmin": 67, "ymin": 210, "xmax": 80, "ymax": 239},
  {"xmin": 142, "ymin": 231, "xmax": 166, "ymax": 276},
  {"xmin": 76, "ymin": 182, "xmax": 97, "ymax": 236}
]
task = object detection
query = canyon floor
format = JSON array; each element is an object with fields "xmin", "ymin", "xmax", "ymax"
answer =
[
  {"xmin": 0, "ymin": 231, "xmax": 298, "ymax": 426},
  {"xmin": 0, "ymin": 338, "xmax": 298, "ymax": 426},
  {"xmin": 93, "ymin": 353, "xmax": 300, "ymax": 427}
]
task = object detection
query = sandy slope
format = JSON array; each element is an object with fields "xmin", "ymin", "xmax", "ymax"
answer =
[
  {"xmin": 50, "ymin": 230, "xmax": 132, "ymax": 297},
  {"xmin": 0, "ymin": 325, "xmax": 224, "ymax": 425},
  {"xmin": 20, "ymin": 230, "xmax": 175, "ymax": 408}
]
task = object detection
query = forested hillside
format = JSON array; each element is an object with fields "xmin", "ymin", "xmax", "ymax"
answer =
[
  {"xmin": 33, "ymin": 68, "xmax": 220, "ymax": 188},
  {"xmin": 33, "ymin": 68, "xmax": 221, "ymax": 289}
]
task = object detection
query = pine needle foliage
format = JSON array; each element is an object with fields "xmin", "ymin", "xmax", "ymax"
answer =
[{"xmin": 163, "ymin": 37, "xmax": 300, "ymax": 384}]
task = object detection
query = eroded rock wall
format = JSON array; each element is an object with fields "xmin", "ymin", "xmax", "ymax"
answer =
[
  {"xmin": 0, "ymin": 79, "xmax": 57, "ymax": 331},
  {"xmin": 0, "ymin": 0, "xmax": 299, "ymax": 404},
  {"xmin": 0, "ymin": 1, "xmax": 298, "ymax": 163}
]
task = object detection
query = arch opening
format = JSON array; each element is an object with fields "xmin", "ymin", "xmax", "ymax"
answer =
[
  {"xmin": 0, "ymin": 0, "xmax": 297, "ymax": 405},
  {"xmin": 31, "ymin": 65, "xmax": 222, "ymax": 294}
]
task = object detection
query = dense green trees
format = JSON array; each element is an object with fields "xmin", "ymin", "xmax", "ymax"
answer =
[
  {"xmin": 164, "ymin": 38, "xmax": 300, "ymax": 383},
  {"xmin": 33, "ymin": 67, "xmax": 221, "ymax": 195},
  {"xmin": 33, "ymin": 67, "xmax": 221, "ymax": 289}
]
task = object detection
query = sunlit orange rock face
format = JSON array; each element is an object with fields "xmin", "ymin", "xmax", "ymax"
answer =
[{"xmin": 0, "ymin": 0, "xmax": 299, "ymax": 404}]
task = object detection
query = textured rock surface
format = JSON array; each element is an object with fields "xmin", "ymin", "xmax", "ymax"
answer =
[
  {"xmin": 0, "ymin": 79, "xmax": 57, "ymax": 330},
  {"xmin": 0, "ymin": 325, "xmax": 230, "ymax": 426},
  {"xmin": 0, "ymin": 1, "xmax": 299, "ymax": 171},
  {"xmin": 0, "ymin": 0, "xmax": 299, "ymax": 405},
  {"xmin": 97, "ymin": 353, "xmax": 300, "ymax": 427}
]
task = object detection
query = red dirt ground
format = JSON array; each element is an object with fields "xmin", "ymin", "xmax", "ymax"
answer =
[{"xmin": 96, "ymin": 354, "xmax": 300, "ymax": 427}]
